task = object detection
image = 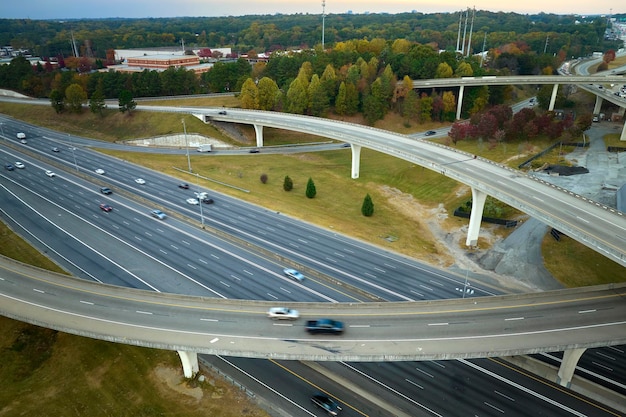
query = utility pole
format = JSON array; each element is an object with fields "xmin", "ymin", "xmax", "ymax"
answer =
[
  {"xmin": 543, "ymin": 35, "xmax": 549, "ymax": 54},
  {"xmin": 466, "ymin": 7, "xmax": 475, "ymax": 58},
  {"xmin": 456, "ymin": 10, "xmax": 462, "ymax": 53},
  {"xmin": 461, "ymin": 8, "xmax": 469, "ymax": 55},
  {"xmin": 480, "ymin": 32, "xmax": 487, "ymax": 67},
  {"xmin": 321, "ymin": 0, "xmax": 326, "ymax": 50},
  {"xmin": 182, "ymin": 118, "xmax": 191, "ymax": 173}
]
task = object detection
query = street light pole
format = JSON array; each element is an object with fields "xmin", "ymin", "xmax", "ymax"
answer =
[
  {"xmin": 182, "ymin": 118, "xmax": 192, "ymax": 173},
  {"xmin": 321, "ymin": 0, "xmax": 326, "ymax": 50},
  {"xmin": 194, "ymin": 177, "xmax": 205, "ymax": 229},
  {"xmin": 68, "ymin": 134, "xmax": 78, "ymax": 172}
]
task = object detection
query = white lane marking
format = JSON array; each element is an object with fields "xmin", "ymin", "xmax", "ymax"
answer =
[
  {"xmin": 505, "ymin": 317, "xmax": 524, "ymax": 321},
  {"xmin": 414, "ymin": 367, "xmax": 434, "ymax": 378},
  {"xmin": 219, "ymin": 281, "xmax": 230, "ymax": 288},
  {"xmin": 484, "ymin": 402, "xmax": 504, "ymax": 413},
  {"xmin": 341, "ymin": 363, "xmax": 440, "ymax": 416},
  {"xmin": 33, "ymin": 288, "xmax": 44, "ymax": 293},
  {"xmin": 136, "ymin": 310, "xmax": 153, "ymax": 315},
  {"xmin": 591, "ymin": 361, "xmax": 613, "ymax": 371},
  {"xmin": 578, "ymin": 309, "xmax": 596, "ymax": 314},
  {"xmin": 200, "ymin": 318, "xmax": 218, "ymax": 322},
  {"xmin": 494, "ymin": 390, "xmax": 516, "ymax": 402},
  {"xmin": 80, "ymin": 300, "xmax": 94, "ymax": 305},
  {"xmin": 217, "ymin": 356, "xmax": 317, "ymax": 416},
  {"xmin": 428, "ymin": 322, "xmax": 449, "ymax": 326},
  {"xmin": 430, "ymin": 361, "xmax": 446, "ymax": 369},
  {"xmin": 405, "ymin": 379, "xmax": 424, "ymax": 389},
  {"xmin": 459, "ymin": 359, "xmax": 588, "ymax": 417},
  {"xmin": 350, "ymin": 325, "xmax": 371, "ymax": 328},
  {"xmin": 429, "ymin": 280, "xmax": 444, "ymax": 287},
  {"xmin": 419, "ymin": 285, "xmax": 433, "ymax": 291},
  {"xmin": 210, "ymin": 338, "xmax": 219, "ymax": 343}
]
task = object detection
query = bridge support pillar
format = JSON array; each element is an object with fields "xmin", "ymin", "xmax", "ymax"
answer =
[
  {"xmin": 557, "ymin": 348, "xmax": 586, "ymax": 388},
  {"xmin": 593, "ymin": 96, "xmax": 603, "ymax": 115},
  {"xmin": 253, "ymin": 124, "xmax": 264, "ymax": 147},
  {"xmin": 351, "ymin": 144, "xmax": 362, "ymax": 179},
  {"xmin": 548, "ymin": 84, "xmax": 559, "ymax": 111},
  {"xmin": 466, "ymin": 187, "xmax": 486, "ymax": 247},
  {"xmin": 177, "ymin": 351, "xmax": 199, "ymax": 378},
  {"xmin": 621, "ymin": 120, "xmax": 626, "ymax": 142},
  {"xmin": 456, "ymin": 85, "xmax": 465, "ymax": 120}
]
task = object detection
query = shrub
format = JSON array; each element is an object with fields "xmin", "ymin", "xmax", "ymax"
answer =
[
  {"xmin": 361, "ymin": 194, "xmax": 374, "ymax": 216},
  {"xmin": 260, "ymin": 173, "xmax": 268, "ymax": 184},
  {"xmin": 305, "ymin": 177, "xmax": 316, "ymax": 199},
  {"xmin": 283, "ymin": 175, "xmax": 293, "ymax": 191}
]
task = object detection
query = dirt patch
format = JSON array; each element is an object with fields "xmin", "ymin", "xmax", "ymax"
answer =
[
  {"xmin": 153, "ymin": 365, "xmax": 204, "ymax": 401},
  {"xmin": 378, "ymin": 185, "xmax": 503, "ymax": 272}
]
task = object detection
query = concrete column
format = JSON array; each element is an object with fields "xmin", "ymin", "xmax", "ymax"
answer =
[
  {"xmin": 548, "ymin": 84, "xmax": 559, "ymax": 111},
  {"xmin": 456, "ymin": 85, "xmax": 465, "ymax": 120},
  {"xmin": 466, "ymin": 187, "xmax": 487, "ymax": 247},
  {"xmin": 620, "ymin": 121, "xmax": 626, "ymax": 142},
  {"xmin": 557, "ymin": 347, "xmax": 586, "ymax": 388},
  {"xmin": 253, "ymin": 124, "xmax": 264, "ymax": 147},
  {"xmin": 177, "ymin": 350, "xmax": 199, "ymax": 378},
  {"xmin": 351, "ymin": 144, "xmax": 362, "ymax": 179},
  {"xmin": 593, "ymin": 95, "xmax": 603, "ymax": 115}
]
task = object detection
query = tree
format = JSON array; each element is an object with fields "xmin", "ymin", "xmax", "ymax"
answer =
[
  {"xmin": 240, "ymin": 78, "xmax": 259, "ymax": 109},
  {"xmin": 361, "ymin": 194, "xmax": 374, "ymax": 217},
  {"xmin": 283, "ymin": 175, "xmax": 293, "ymax": 191},
  {"xmin": 308, "ymin": 74, "xmax": 329, "ymax": 117},
  {"xmin": 89, "ymin": 88, "xmax": 107, "ymax": 116},
  {"xmin": 118, "ymin": 90, "xmax": 136, "ymax": 114},
  {"xmin": 363, "ymin": 78, "xmax": 386, "ymax": 125},
  {"xmin": 335, "ymin": 82, "xmax": 347, "ymax": 116},
  {"xmin": 257, "ymin": 77, "xmax": 280, "ymax": 111},
  {"xmin": 65, "ymin": 83, "xmax": 87, "ymax": 113},
  {"xmin": 49, "ymin": 89, "xmax": 65, "ymax": 114},
  {"xmin": 305, "ymin": 177, "xmax": 316, "ymax": 199},
  {"xmin": 435, "ymin": 62, "xmax": 453, "ymax": 78},
  {"xmin": 286, "ymin": 77, "xmax": 308, "ymax": 114}
]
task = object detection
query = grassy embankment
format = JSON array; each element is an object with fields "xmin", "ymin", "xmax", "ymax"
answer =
[{"xmin": 0, "ymin": 93, "xmax": 623, "ymax": 417}]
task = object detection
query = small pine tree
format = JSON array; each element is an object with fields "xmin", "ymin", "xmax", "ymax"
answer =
[
  {"xmin": 361, "ymin": 193, "xmax": 374, "ymax": 217},
  {"xmin": 305, "ymin": 177, "xmax": 316, "ymax": 199},
  {"xmin": 260, "ymin": 173, "xmax": 268, "ymax": 184},
  {"xmin": 283, "ymin": 175, "xmax": 293, "ymax": 191}
]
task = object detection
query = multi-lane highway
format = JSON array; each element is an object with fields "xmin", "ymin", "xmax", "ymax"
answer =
[{"xmin": 1, "ymin": 115, "xmax": 624, "ymax": 416}]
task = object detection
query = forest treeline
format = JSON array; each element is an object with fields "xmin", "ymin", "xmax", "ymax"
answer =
[{"xmin": 1, "ymin": 11, "xmax": 621, "ymax": 60}]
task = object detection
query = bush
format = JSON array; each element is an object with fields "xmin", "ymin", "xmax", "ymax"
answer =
[
  {"xmin": 361, "ymin": 194, "xmax": 374, "ymax": 216},
  {"xmin": 260, "ymin": 173, "xmax": 268, "ymax": 184},
  {"xmin": 305, "ymin": 177, "xmax": 316, "ymax": 199},
  {"xmin": 283, "ymin": 175, "xmax": 293, "ymax": 191}
]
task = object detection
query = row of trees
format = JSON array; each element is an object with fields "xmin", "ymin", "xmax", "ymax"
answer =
[
  {"xmin": 448, "ymin": 105, "xmax": 592, "ymax": 146},
  {"xmin": 1, "ymin": 12, "xmax": 620, "ymax": 62}
]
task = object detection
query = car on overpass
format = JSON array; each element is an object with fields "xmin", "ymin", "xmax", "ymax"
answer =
[{"xmin": 267, "ymin": 307, "xmax": 299, "ymax": 320}]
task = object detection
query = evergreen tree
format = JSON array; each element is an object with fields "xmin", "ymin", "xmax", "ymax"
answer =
[
  {"xmin": 118, "ymin": 90, "xmax": 136, "ymax": 114},
  {"xmin": 286, "ymin": 78, "xmax": 308, "ymax": 114},
  {"xmin": 345, "ymin": 82, "xmax": 359, "ymax": 115},
  {"xmin": 49, "ymin": 89, "xmax": 65, "ymax": 113},
  {"xmin": 335, "ymin": 82, "xmax": 347, "ymax": 116},
  {"xmin": 305, "ymin": 177, "xmax": 316, "ymax": 199},
  {"xmin": 361, "ymin": 193, "xmax": 374, "ymax": 217},
  {"xmin": 89, "ymin": 88, "xmax": 106, "ymax": 116},
  {"xmin": 283, "ymin": 175, "xmax": 293, "ymax": 191},
  {"xmin": 240, "ymin": 77, "xmax": 259, "ymax": 109},
  {"xmin": 257, "ymin": 77, "xmax": 280, "ymax": 111},
  {"xmin": 308, "ymin": 74, "xmax": 329, "ymax": 117}
]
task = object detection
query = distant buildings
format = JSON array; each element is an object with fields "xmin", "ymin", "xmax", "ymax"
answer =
[{"xmin": 106, "ymin": 47, "xmax": 232, "ymax": 74}]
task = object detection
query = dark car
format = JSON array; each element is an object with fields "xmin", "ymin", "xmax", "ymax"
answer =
[
  {"xmin": 5, "ymin": 163, "xmax": 15, "ymax": 171},
  {"xmin": 178, "ymin": 183, "xmax": 189, "ymax": 189},
  {"xmin": 99, "ymin": 203, "xmax": 113, "ymax": 212},
  {"xmin": 100, "ymin": 187, "xmax": 112, "ymax": 195},
  {"xmin": 425, "ymin": 130, "xmax": 437, "ymax": 136},
  {"xmin": 311, "ymin": 394, "xmax": 342, "ymax": 416},
  {"xmin": 201, "ymin": 197, "xmax": 214, "ymax": 204},
  {"xmin": 249, "ymin": 148, "xmax": 260, "ymax": 153},
  {"xmin": 218, "ymin": 110, "xmax": 227, "ymax": 115},
  {"xmin": 51, "ymin": 147, "xmax": 60, "ymax": 152}
]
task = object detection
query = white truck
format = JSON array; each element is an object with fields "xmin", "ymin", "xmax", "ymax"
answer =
[{"xmin": 197, "ymin": 144, "xmax": 212, "ymax": 152}]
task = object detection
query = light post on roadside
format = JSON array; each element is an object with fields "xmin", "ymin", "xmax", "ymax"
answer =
[
  {"xmin": 182, "ymin": 118, "xmax": 192, "ymax": 173},
  {"xmin": 194, "ymin": 173, "xmax": 204, "ymax": 229},
  {"xmin": 68, "ymin": 134, "xmax": 78, "ymax": 172}
]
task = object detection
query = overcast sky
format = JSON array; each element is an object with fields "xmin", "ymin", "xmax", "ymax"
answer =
[{"xmin": 3, "ymin": 0, "xmax": 621, "ymax": 19}]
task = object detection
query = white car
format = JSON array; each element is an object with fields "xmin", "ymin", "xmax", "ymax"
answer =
[
  {"xmin": 95, "ymin": 168, "xmax": 105, "ymax": 175},
  {"xmin": 16, "ymin": 132, "xmax": 25, "ymax": 139},
  {"xmin": 283, "ymin": 268, "xmax": 305, "ymax": 282},
  {"xmin": 267, "ymin": 307, "xmax": 300, "ymax": 320},
  {"xmin": 45, "ymin": 170, "xmax": 55, "ymax": 177},
  {"xmin": 135, "ymin": 178, "xmax": 146, "ymax": 184},
  {"xmin": 14, "ymin": 162, "xmax": 25, "ymax": 169},
  {"xmin": 150, "ymin": 209, "xmax": 166, "ymax": 220},
  {"xmin": 186, "ymin": 198, "xmax": 199, "ymax": 205}
]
